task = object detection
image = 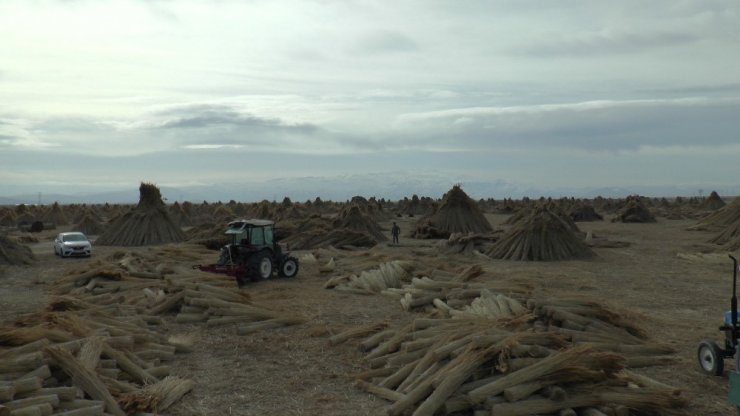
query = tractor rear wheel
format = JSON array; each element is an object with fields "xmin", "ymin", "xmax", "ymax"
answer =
[
  {"xmin": 697, "ymin": 339, "xmax": 724, "ymax": 376},
  {"xmin": 278, "ymin": 257, "xmax": 299, "ymax": 278},
  {"xmin": 248, "ymin": 251, "xmax": 273, "ymax": 281}
]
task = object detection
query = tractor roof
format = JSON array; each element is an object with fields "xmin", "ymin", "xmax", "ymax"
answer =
[{"xmin": 225, "ymin": 219, "xmax": 274, "ymax": 234}]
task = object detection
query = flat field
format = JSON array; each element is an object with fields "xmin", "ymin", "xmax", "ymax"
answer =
[{"xmin": 0, "ymin": 214, "xmax": 734, "ymax": 415}]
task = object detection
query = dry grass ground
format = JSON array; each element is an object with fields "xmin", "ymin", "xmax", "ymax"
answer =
[{"xmin": 0, "ymin": 213, "xmax": 736, "ymax": 415}]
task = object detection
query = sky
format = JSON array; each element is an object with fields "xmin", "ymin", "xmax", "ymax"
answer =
[{"xmin": 1, "ymin": 0, "xmax": 739, "ymax": 200}]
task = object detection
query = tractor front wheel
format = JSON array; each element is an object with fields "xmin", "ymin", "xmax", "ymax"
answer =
[
  {"xmin": 279, "ymin": 257, "xmax": 299, "ymax": 278},
  {"xmin": 248, "ymin": 251, "xmax": 273, "ymax": 281},
  {"xmin": 697, "ymin": 339, "xmax": 724, "ymax": 376}
]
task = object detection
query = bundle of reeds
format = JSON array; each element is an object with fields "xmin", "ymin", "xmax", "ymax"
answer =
[
  {"xmin": 324, "ymin": 261, "xmax": 415, "ymax": 294},
  {"xmin": 701, "ymin": 190, "xmax": 726, "ymax": 211},
  {"xmin": 438, "ymin": 232, "xmax": 498, "ymax": 257},
  {"xmin": 1, "ymin": 245, "xmax": 306, "ymax": 414},
  {"xmin": 177, "ymin": 288, "xmax": 304, "ymax": 334},
  {"xmin": 43, "ymin": 202, "xmax": 70, "ymax": 227},
  {"xmin": 342, "ymin": 278, "xmax": 684, "ymax": 415},
  {"xmin": 285, "ymin": 227, "xmax": 379, "ymax": 250},
  {"xmin": 0, "ymin": 234, "xmax": 35, "ymax": 266},
  {"xmin": 412, "ymin": 185, "xmax": 493, "ymax": 239},
  {"xmin": 95, "ymin": 182, "xmax": 186, "ymax": 246},
  {"xmin": 50, "ymin": 250, "xmax": 303, "ymax": 336},
  {"xmin": 569, "ymin": 203, "xmax": 603, "ymax": 222},
  {"xmin": 350, "ymin": 315, "xmax": 685, "ymax": 416},
  {"xmin": 378, "ymin": 265, "xmax": 531, "ymax": 312},
  {"xmin": 72, "ymin": 212, "xmax": 105, "ymax": 236},
  {"xmin": 333, "ymin": 205, "xmax": 387, "ymax": 242},
  {"xmin": 690, "ymin": 195, "xmax": 739, "ymax": 231},
  {"xmin": 611, "ymin": 196, "xmax": 657, "ymax": 224},
  {"xmin": 487, "ymin": 204, "xmax": 594, "ymax": 261},
  {"xmin": 0, "ymin": 307, "xmax": 187, "ymax": 415},
  {"xmin": 118, "ymin": 376, "xmax": 195, "ymax": 414}
]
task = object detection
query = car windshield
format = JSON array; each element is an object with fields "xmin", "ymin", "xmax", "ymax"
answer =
[{"xmin": 63, "ymin": 234, "xmax": 87, "ymax": 242}]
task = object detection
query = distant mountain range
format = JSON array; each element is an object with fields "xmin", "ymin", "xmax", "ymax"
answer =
[{"xmin": 0, "ymin": 171, "xmax": 737, "ymax": 205}]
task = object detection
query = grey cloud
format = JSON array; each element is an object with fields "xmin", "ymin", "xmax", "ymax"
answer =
[
  {"xmin": 0, "ymin": 134, "xmax": 19, "ymax": 146},
  {"xmin": 637, "ymin": 83, "xmax": 740, "ymax": 96},
  {"xmin": 144, "ymin": 104, "xmax": 391, "ymax": 154},
  {"xmin": 153, "ymin": 105, "xmax": 317, "ymax": 133},
  {"xmin": 145, "ymin": 104, "xmax": 325, "ymax": 150},
  {"xmin": 30, "ymin": 117, "xmax": 112, "ymax": 134},
  {"xmin": 0, "ymin": 104, "xmax": 382, "ymax": 156},
  {"xmin": 351, "ymin": 31, "xmax": 419, "ymax": 55},
  {"xmin": 397, "ymin": 98, "xmax": 740, "ymax": 152},
  {"xmin": 512, "ymin": 30, "xmax": 699, "ymax": 57}
]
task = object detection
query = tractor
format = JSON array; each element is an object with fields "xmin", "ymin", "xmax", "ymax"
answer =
[
  {"xmin": 698, "ymin": 255, "xmax": 739, "ymax": 376},
  {"xmin": 197, "ymin": 219, "xmax": 298, "ymax": 286},
  {"xmin": 697, "ymin": 255, "xmax": 740, "ymax": 411}
]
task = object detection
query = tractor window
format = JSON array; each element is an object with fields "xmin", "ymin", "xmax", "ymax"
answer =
[
  {"xmin": 264, "ymin": 226, "xmax": 274, "ymax": 245},
  {"xmin": 250, "ymin": 227, "xmax": 265, "ymax": 245},
  {"xmin": 234, "ymin": 231, "xmax": 246, "ymax": 245}
]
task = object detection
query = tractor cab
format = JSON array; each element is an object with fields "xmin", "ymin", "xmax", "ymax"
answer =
[{"xmin": 225, "ymin": 219, "xmax": 276, "ymax": 248}]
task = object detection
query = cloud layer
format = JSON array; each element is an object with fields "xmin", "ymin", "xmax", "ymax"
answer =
[{"xmin": 0, "ymin": 0, "xmax": 739, "ymax": 196}]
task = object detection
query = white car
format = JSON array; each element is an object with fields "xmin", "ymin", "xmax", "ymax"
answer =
[{"xmin": 54, "ymin": 232, "xmax": 92, "ymax": 257}]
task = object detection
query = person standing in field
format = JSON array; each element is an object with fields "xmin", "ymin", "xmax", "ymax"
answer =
[{"xmin": 391, "ymin": 222, "xmax": 400, "ymax": 245}]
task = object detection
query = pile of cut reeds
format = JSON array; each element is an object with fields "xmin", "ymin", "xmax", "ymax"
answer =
[
  {"xmin": 324, "ymin": 261, "xmax": 416, "ymax": 294},
  {"xmin": 0, "ymin": 307, "xmax": 192, "ymax": 415},
  {"xmin": 333, "ymin": 205, "xmax": 387, "ymax": 242},
  {"xmin": 1, "ymin": 247, "xmax": 306, "ymax": 414},
  {"xmin": 412, "ymin": 185, "xmax": 493, "ymax": 239},
  {"xmin": 438, "ymin": 232, "xmax": 498, "ymax": 257},
  {"xmin": 95, "ymin": 182, "xmax": 186, "ymax": 246},
  {"xmin": 343, "ymin": 273, "xmax": 685, "ymax": 415},
  {"xmin": 379, "ymin": 265, "xmax": 532, "ymax": 313},
  {"xmin": 488, "ymin": 204, "xmax": 594, "ymax": 261},
  {"xmin": 174, "ymin": 287, "xmax": 304, "ymax": 335},
  {"xmin": 0, "ymin": 233, "xmax": 35, "ymax": 266},
  {"xmin": 51, "ymin": 251, "xmax": 305, "ymax": 336},
  {"xmin": 611, "ymin": 196, "xmax": 657, "ymax": 224},
  {"xmin": 72, "ymin": 211, "xmax": 106, "ymax": 236},
  {"xmin": 690, "ymin": 195, "xmax": 740, "ymax": 231}
]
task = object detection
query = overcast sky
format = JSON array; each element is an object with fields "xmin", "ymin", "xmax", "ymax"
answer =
[{"xmin": 1, "ymin": 0, "xmax": 739, "ymax": 199}]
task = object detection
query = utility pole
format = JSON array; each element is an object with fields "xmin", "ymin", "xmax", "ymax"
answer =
[{"xmin": 38, "ymin": 192, "xmax": 41, "ymax": 205}]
